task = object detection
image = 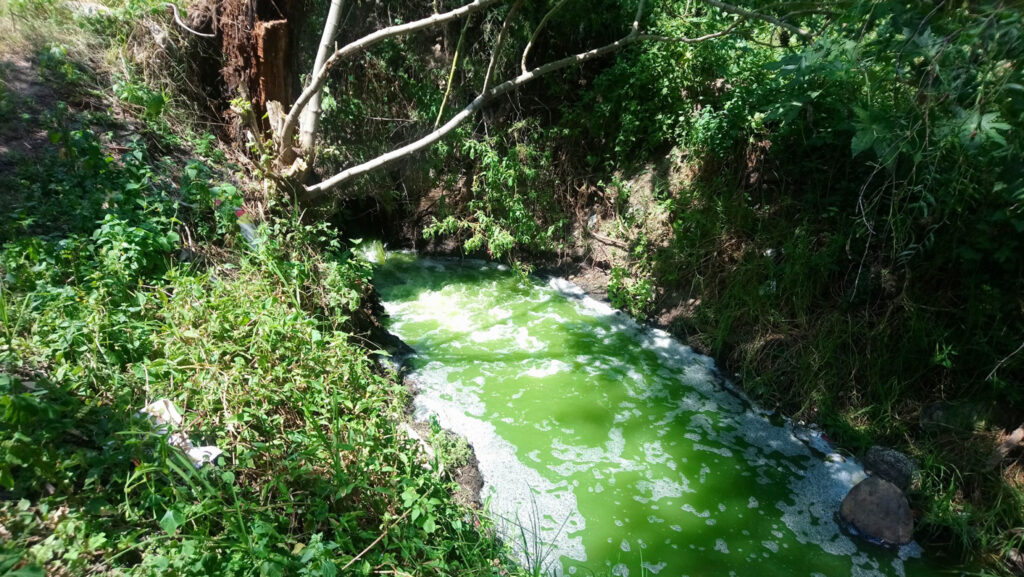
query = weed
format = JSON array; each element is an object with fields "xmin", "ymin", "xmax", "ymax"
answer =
[
  {"xmin": 0, "ymin": 59, "xmax": 517, "ymax": 577},
  {"xmin": 608, "ymin": 265, "xmax": 655, "ymax": 320},
  {"xmin": 428, "ymin": 416, "xmax": 473, "ymax": 470}
]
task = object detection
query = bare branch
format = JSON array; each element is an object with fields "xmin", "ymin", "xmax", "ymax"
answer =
[
  {"xmin": 483, "ymin": 0, "xmax": 524, "ymax": 94},
  {"xmin": 277, "ymin": 0, "xmax": 507, "ymax": 161},
  {"xmin": 302, "ymin": 0, "xmax": 654, "ymax": 201},
  {"xmin": 988, "ymin": 340, "xmax": 1024, "ymax": 382},
  {"xmin": 636, "ymin": 20, "xmax": 740, "ymax": 43},
  {"xmin": 701, "ymin": 0, "xmax": 812, "ymax": 40},
  {"xmin": 520, "ymin": 0, "xmax": 571, "ymax": 75},
  {"xmin": 434, "ymin": 17, "xmax": 472, "ymax": 129},
  {"xmin": 164, "ymin": 2, "xmax": 216, "ymax": 38}
]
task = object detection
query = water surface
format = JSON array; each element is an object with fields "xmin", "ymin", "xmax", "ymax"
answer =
[{"xmin": 373, "ymin": 253, "xmax": 951, "ymax": 577}]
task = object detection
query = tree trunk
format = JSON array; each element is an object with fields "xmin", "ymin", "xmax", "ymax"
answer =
[
  {"xmin": 298, "ymin": 0, "xmax": 345, "ymax": 153},
  {"xmin": 219, "ymin": 0, "xmax": 293, "ymax": 135}
]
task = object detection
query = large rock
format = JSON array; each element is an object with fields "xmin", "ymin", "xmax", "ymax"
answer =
[
  {"xmin": 840, "ymin": 477, "xmax": 914, "ymax": 546},
  {"xmin": 864, "ymin": 446, "xmax": 915, "ymax": 491}
]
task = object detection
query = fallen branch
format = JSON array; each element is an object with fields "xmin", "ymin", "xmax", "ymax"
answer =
[
  {"xmin": 277, "ymin": 0, "xmax": 506, "ymax": 161},
  {"xmin": 341, "ymin": 510, "xmax": 411, "ymax": 571},
  {"xmin": 301, "ymin": 0, "xmax": 750, "ymax": 201},
  {"xmin": 520, "ymin": 0, "xmax": 572, "ymax": 74},
  {"xmin": 988, "ymin": 339, "xmax": 1024, "ymax": 381},
  {"xmin": 701, "ymin": 0, "xmax": 812, "ymax": 40},
  {"xmin": 299, "ymin": 0, "xmax": 347, "ymax": 152},
  {"xmin": 294, "ymin": 0, "xmax": 819, "ymax": 201}
]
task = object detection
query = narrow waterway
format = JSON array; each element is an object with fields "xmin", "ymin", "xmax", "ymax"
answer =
[{"xmin": 372, "ymin": 252, "xmax": 952, "ymax": 577}]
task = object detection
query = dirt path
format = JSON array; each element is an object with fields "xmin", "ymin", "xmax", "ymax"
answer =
[{"xmin": 0, "ymin": 51, "xmax": 57, "ymax": 177}]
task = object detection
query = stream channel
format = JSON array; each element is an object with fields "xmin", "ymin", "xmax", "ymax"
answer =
[{"xmin": 371, "ymin": 251, "xmax": 955, "ymax": 577}]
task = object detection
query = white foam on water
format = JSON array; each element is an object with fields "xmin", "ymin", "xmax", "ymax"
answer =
[
  {"xmin": 412, "ymin": 387, "xmax": 587, "ymax": 566},
  {"xmin": 525, "ymin": 359, "xmax": 572, "ymax": 378},
  {"xmin": 637, "ymin": 475, "xmax": 693, "ymax": 502},
  {"xmin": 715, "ymin": 539, "xmax": 731, "ymax": 554},
  {"xmin": 681, "ymin": 504, "xmax": 711, "ymax": 518},
  {"xmin": 385, "ymin": 261, "xmax": 930, "ymax": 577},
  {"xmin": 694, "ymin": 442, "xmax": 734, "ymax": 458},
  {"xmin": 470, "ymin": 322, "xmax": 512, "ymax": 343}
]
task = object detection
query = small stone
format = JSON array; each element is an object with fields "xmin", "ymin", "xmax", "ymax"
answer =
[
  {"xmin": 864, "ymin": 446, "xmax": 915, "ymax": 491},
  {"xmin": 840, "ymin": 477, "xmax": 914, "ymax": 546},
  {"xmin": 1006, "ymin": 547, "xmax": 1024, "ymax": 575}
]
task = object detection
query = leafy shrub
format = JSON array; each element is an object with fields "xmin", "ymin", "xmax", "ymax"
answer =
[
  {"xmin": 425, "ymin": 124, "xmax": 566, "ymax": 261},
  {"xmin": 608, "ymin": 265, "xmax": 655, "ymax": 320}
]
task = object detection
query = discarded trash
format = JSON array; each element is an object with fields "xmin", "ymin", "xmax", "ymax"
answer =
[{"xmin": 140, "ymin": 398, "xmax": 224, "ymax": 468}]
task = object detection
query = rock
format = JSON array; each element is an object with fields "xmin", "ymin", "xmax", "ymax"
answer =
[
  {"xmin": 1006, "ymin": 547, "xmax": 1024, "ymax": 576},
  {"xmin": 840, "ymin": 477, "xmax": 914, "ymax": 546},
  {"xmin": 864, "ymin": 446, "xmax": 915, "ymax": 491}
]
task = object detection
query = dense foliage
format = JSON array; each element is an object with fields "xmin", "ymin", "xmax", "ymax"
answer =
[
  {"xmin": 403, "ymin": 0, "xmax": 1024, "ymax": 569},
  {"xmin": 0, "ymin": 3, "xmax": 517, "ymax": 575}
]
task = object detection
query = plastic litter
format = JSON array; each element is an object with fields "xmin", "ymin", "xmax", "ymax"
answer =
[{"xmin": 140, "ymin": 398, "xmax": 223, "ymax": 468}]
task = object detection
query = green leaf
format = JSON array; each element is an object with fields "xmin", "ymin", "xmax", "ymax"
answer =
[
  {"xmin": 851, "ymin": 130, "xmax": 875, "ymax": 157},
  {"xmin": 159, "ymin": 508, "xmax": 185, "ymax": 536},
  {"xmin": 5, "ymin": 565, "xmax": 45, "ymax": 577},
  {"xmin": 423, "ymin": 516, "xmax": 437, "ymax": 534}
]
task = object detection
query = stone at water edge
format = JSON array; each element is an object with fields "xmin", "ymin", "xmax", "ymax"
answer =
[
  {"xmin": 864, "ymin": 445, "xmax": 916, "ymax": 491},
  {"xmin": 840, "ymin": 476, "xmax": 914, "ymax": 546}
]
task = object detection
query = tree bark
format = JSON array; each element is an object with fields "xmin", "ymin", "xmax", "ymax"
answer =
[{"xmin": 298, "ymin": 0, "xmax": 345, "ymax": 153}]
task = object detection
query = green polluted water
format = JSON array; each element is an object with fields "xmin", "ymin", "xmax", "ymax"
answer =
[{"xmin": 372, "ymin": 252, "xmax": 954, "ymax": 577}]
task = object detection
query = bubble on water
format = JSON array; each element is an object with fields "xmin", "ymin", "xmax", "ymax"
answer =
[
  {"xmin": 642, "ymin": 561, "xmax": 667, "ymax": 574},
  {"xmin": 699, "ymin": 464, "xmax": 711, "ymax": 483},
  {"xmin": 620, "ymin": 539, "xmax": 631, "ymax": 552},
  {"xmin": 748, "ymin": 497, "xmax": 759, "ymax": 509},
  {"xmin": 682, "ymin": 504, "xmax": 710, "ymax": 518},
  {"xmin": 762, "ymin": 540, "xmax": 779, "ymax": 553},
  {"xmin": 611, "ymin": 564, "xmax": 629, "ymax": 577},
  {"xmin": 638, "ymin": 476, "xmax": 692, "ymax": 502},
  {"xmin": 514, "ymin": 327, "xmax": 544, "ymax": 352},
  {"xmin": 714, "ymin": 539, "xmax": 730, "ymax": 554}
]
